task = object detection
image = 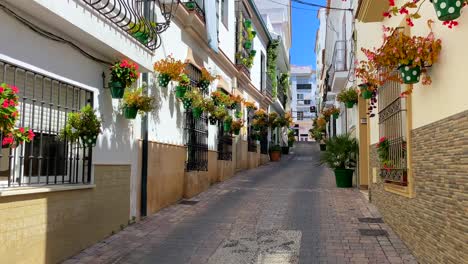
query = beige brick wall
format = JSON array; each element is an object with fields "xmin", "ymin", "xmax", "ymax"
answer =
[
  {"xmin": 369, "ymin": 111, "xmax": 468, "ymax": 264},
  {"xmin": 0, "ymin": 165, "xmax": 131, "ymax": 264}
]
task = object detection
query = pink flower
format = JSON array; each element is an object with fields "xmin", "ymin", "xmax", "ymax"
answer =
[
  {"xmin": 406, "ymin": 18, "xmax": 414, "ymax": 27},
  {"xmin": 11, "ymin": 86, "xmax": 18, "ymax": 94},
  {"xmin": 399, "ymin": 8, "xmax": 409, "ymax": 15},
  {"xmin": 27, "ymin": 130, "xmax": 35, "ymax": 140},
  {"xmin": 19, "ymin": 127, "xmax": 25, "ymax": 133},
  {"xmin": 379, "ymin": 137, "xmax": 387, "ymax": 143},
  {"xmin": 389, "ymin": 0, "xmax": 395, "ymax": 6},
  {"xmin": 383, "ymin": 11, "xmax": 392, "ymax": 18},
  {"xmin": 2, "ymin": 136, "xmax": 14, "ymax": 147},
  {"xmin": 0, "ymin": 87, "xmax": 3, "ymax": 93},
  {"xmin": 2, "ymin": 100, "xmax": 9, "ymax": 108},
  {"xmin": 9, "ymin": 99, "xmax": 15, "ymax": 106}
]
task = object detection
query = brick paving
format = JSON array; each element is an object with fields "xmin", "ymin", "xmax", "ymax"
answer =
[{"xmin": 64, "ymin": 142, "xmax": 418, "ymax": 264}]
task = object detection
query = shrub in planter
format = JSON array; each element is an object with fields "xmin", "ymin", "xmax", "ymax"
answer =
[
  {"xmin": 154, "ymin": 56, "xmax": 187, "ymax": 88},
  {"xmin": 230, "ymin": 120, "xmax": 244, "ymax": 135},
  {"xmin": 59, "ymin": 105, "xmax": 102, "ymax": 148},
  {"xmin": 337, "ymin": 88, "xmax": 358, "ymax": 108},
  {"xmin": 199, "ymin": 68, "xmax": 217, "ymax": 92},
  {"xmin": 320, "ymin": 134, "xmax": 358, "ymax": 188},
  {"xmin": 269, "ymin": 145, "xmax": 281, "ymax": 161},
  {"xmin": 121, "ymin": 87, "xmax": 155, "ymax": 119},
  {"xmin": 109, "ymin": 60, "xmax": 139, "ymax": 99}
]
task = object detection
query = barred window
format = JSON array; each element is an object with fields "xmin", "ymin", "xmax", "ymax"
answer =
[
  {"xmin": 247, "ymin": 109, "xmax": 257, "ymax": 153},
  {"xmin": 217, "ymin": 121, "xmax": 232, "ymax": 160},
  {"xmin": 259, "ymin": 128, "xmax": 268, "ymax": 154},
  {"xmin": 378, "ymin": 70, "xmax": 408, "ymax": 185},
  {"xmin": 0, "ymin": 60, "xmax": 93, "ymax": 188},
  {"xmin": 184, "ymin": 64, "xmax": 208, "ymax": 171}
]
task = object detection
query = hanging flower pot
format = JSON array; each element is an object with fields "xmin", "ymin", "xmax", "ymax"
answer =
[
  {"xmin": 184, "ymin": 1, "xmax": 196, "ymax": 10},
  {"xmin": 158, "ymin": 74, "xmax": 171, "ymax": 88},
  {"xmin": 198, "ymin": 80, "xmax": 210, "ymax": 92},
  {"xmin": 235, "ymin": 110, "xmax": 242, "ymax": 118},
  {"xmin": 80, "ymin": 134, "xmax": 98, "ymax": 148},
  {"xmin": 244, "ymin": 41, "xmax": 252, "ymax": 49},
  {"xmin": 182, "ymin": 98, "xmax": 192, "ymax": 109},
  {"xmin": 398, "ymin": 64, "xmax": 421, "ymax": 84},
  {"xmin": 333, "ymin": 113, "xmax": 339, "ymax": 119},
  {"xmin": 109, "ymin": 81, "xmax": 125, "ymax": 99},
  {"xmin": 224, "ymin": 120, "xmax": 232, "ymax": 132},
  {"xmin": 359, "ymin": 84, "xmax": 373, "ymax": 99},
  {"xmin": 430, "ymin": 0, "xmax": 463, "ymax": 21},
  {"xmin": 345, "ymin": 101, "xmax": 355, "ymax": 108},
  {"xmin": 209, "ymin": 116, "xmax": 217, "ymax": 125},
  {"xmin": 192, "ymin": 107, "xmax": 203, "ymax": 119},
  {"xmin": 132, "ymin": 31, "xmax": 149, "ymax": 44},
  {"xmin": 244, "ymin": 19, "xmax": 252, "ymax": 28},
  {"xmin": 175, "ymin": 85, "xmax": 187, "ymax": 99},
  {"xmin": 250, "ymin": 50, "xmax": 257, "ymax": 57},
  {"xmin": 123, "ymin": 106, "xmax": 138, "ymax": 119},
  {"xmin": 233, "ymin": 128, "xmax": 241, "ymax": 135},
  {"xmin": 251, "ymin": 31, "xmax": 257, "ymax": 38}
]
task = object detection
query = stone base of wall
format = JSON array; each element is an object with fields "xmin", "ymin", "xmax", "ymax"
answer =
[
  {"xmin": 369, "ymin": 111, "xmax": 468, "ymax": 263},
  {"xmin": 218, "ymin": 160, "xmax": 234, "ymax": 182},
  {"xmin": 0, "ymin": 165, "xmax": 131, "ymax": 264},
  {"xmin": 247, "ymin": 148, "xmax": 260, "ymax": 169},
  {"xmin": 184, "ymin": 171, "xmax": 210, "ymax": 199}
]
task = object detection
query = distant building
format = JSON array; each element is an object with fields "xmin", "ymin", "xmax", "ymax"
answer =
[{"xmin": 290, "ymin": 66, "xmax": 316, "ymax": 141}]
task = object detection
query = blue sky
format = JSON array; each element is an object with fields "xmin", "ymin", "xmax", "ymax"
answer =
[{"xmin": 290, "ymin": 2, "xmax": 326, "ymax": 69}]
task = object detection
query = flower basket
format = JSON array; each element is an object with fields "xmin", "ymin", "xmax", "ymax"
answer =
[
  {"xmin": 359, "ymin": 84, "xmax": 373, "ymax": 99},
  {"xmin": 80, "ymin": 134, "xmax": 98, "ymax": 148},
  {"xmin": 158, "ymin": 74, "xmax": 171, "ymax": 88},
  {"xmin": 175, "ymin": 85, "xmax": 187, "ymax": 99},
  {"xmin": 223, "ymin": 120, "xmax": 232, "ymax": 132},
  {"xmin": 192, "ymin": 107, "xmax": 203, "ymax": 119},
  {"xmin": 123, "ymin": 106, "xmax": 138, "ymax": 119},
  {"xmin": 182, "ymin": 99, "xmax": 192, "ymax": 109},
  {"xmin": 333, "ymin": 113, "xmax": 339, "ymax": 119},
  {"xmin": 109, "ymin": 81, "xmax": 125, "ymax": 99},
  {"xmin": 235, "ymin": 110, "xmax": 242, "ymax": 118},
  {"xmin": 132, "ymin": 31, "xmax": 149, "ymax": 44},
  {"xmin": 250, "ymin": 50, "xmax": 257, "ymax": 57},
  {"xmin": 345, "ymin": 101, "xmax": 355, "ymax": 108},
  {"xmin": 209, "ymin": 116, "xmax": 217, "ymax": 125},
  {"xmin": 399, "ymin": 64, "xmax": 421, "ymax": 84},
  {"xmin": 198, "ymin": 80, "xmax": 210, "ymax": 92},
  {"xmin": 431, "ymin": 0, "xmax": 463, "ymax": 21},
  {"xmin": 244, "ymin": 41, "xmax": 252, "ymax": 50},
  {"xmin": 233, "ymin": 128, "xmax": 241, "ymax": 135},
  {"xmin": 244, "ymin": 19, "xmax": 252, "ymax": 28}
]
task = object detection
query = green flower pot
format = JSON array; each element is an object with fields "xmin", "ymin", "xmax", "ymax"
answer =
[
  {"xmin": 158, "ymin": 74, "xmax": 171, "ymax": 88},
  {"xmin": 251, "ymin": 31, "xmax": 257, "ymax": 38},
  {"xmin": 132, "ymin": 31, "xmax": 149, "ymax": 44},
  {"xmin": 109, "ymin": 81, "xmax": 125, "ymax": 99},
  {"xmin": 80, "ymin": 134, "xmax": 98, "ymax": 148},
  {"xmin": 399, "ymin": 64, "xmax": 421, "ymax": 84},
  {"xmin": 431, "ymin": 0, "xmax": 463, "ymax": 21},
  {"xmin": 235, "ymin": 110, "xmax": 242, "ymax": 118},
  {"xmin": 244, "ymin": 19, "xmax": 252, "ymax": 28},
  {"xmin": 184, "ymin": 1, "xmax": 196, "ymax": 10},
  {"xmin": 281, "ymin": 146, "xmax": 290, "ymax": 155},
  {"xmin": 244, "ymin": 41, "xmax": 252, "ymax": 49},
  {"xmin": 250, "ymin": 50, "xmax": 257, "ymax": 57},
  {"xmin": 192, "ymin": 107, "xmax": 203, "ymax": 119},
  {"xmin": 334, "ymin": 168, "xmax": 354, "ymax": 188},
  {"xmin": 123, "ymin": 106, "xmax": 138, "ymax": 119},
  {"xmin": 175, "ymin": 85, "xmax": 187, "ymax": 99},
  {"xmin": 359, "ymin": 84, "xmax": 373, "ymax": 99},
  {"xmin": 233, "ymin": 128, "xmax": 240, "ymax": 135},
  {"xmin": 209, "ymin": 116, "xmax": 217, "ymax": 125},
  {"xmin": 198, "ymin": 80, "xmax": 210, "ymax": 92},
  {"xmin": 224, "ymin": 121, "xmax": 232, "ymax": 132},
  {"xmin": 182, "ymin": 98, "xmax": 192, "ymax": 109},
  {"xmin": 345, "ymin": 101, "xmax": 355, "ymax": 109},
  {"xmin": 319, "ymin": 144, "xmax": 326, "ymax": 151},
  {"xmin": 333, "ymin": 113, "xmax": 339, "ymax": 119}
]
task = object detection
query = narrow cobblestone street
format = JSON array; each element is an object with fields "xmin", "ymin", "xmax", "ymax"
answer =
[{"xmin": 65, "ymin": 143, "xmax": 417, "ymax": 264}]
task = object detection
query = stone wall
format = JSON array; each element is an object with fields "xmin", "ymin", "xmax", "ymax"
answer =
[
  {"xmin": 0, "ymin": 165, "xmax": 131, "ymax": 264},
  {"xmin": 369, "ymin": 111, "xmax": 468, "ymax": 264}
]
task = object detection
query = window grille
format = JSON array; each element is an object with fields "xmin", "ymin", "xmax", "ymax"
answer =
[
  {"xmin": 217, "ymin": 121, "xmax": 232, "ymax": 160},
  {"xmin": 247, "ymin": 109, "xmax": 257, "ymax": 153},
  {"xmin": 0, "ymin": 60, "xmax": 93, "ymax": 188},
  {"xmin": 297, "ymin": 111, "xmax": 304, "ymax": 120},
  {"xmin": 184, "ymin": 64, "xmax": 208, "ymax": 171},
  {"xmin": 378, "ymin": 70, "xmax": 408, "ymax": 185},
  {"xmin": 260, "ymin": 129, "xmax": 268, "ymax": 154}
]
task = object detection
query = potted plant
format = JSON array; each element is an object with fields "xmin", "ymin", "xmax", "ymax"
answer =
[
  {"xmin": 268, "ymin": 112, "xmax": 279, "ymax": 128},
  {"xmin": 211, "ymin": 90, "xmax": 230, "ymax": 106},
  {"xmin": 59, "ymin": 105, "xmax": 102, "ymax": 148},
  {"xmin": 211, "ymin": 105, "xmax": 228, "ymax": 125},
  {"xmin": 252, "ymin": 109, "xmax": 268, "ymax": 131},
  {"xmin": 230, "ymin": 120, "xmax": 244, "ymax": 135},
  {"xmin": 199, "ymin": 68, "xmax": 217, "ymax": 92},
  {"xmin": 153, "ymin": 56, "xmax": 187, "ymax": 88},
  {"xmin": 224, "ymin": 116, "xmax": 233, "ymax": 132},
  {"xmin": 325, "ymin": 107, "xmax": 340, "ymax": 119},
  {"xmin": 184, "ymin": 88, "xmax": 205, "ymax": 119},
  {"xmin": 109, "ymin": 59, "xmax": 139, "ymax": 99},
  {"xmin": 128, "ymin": 19, "xmax": 156, "ymax": 44},
  {"xmin": 176, "ymin": 73, "xmax": 191, "ymax": 100},
  {"xmin": 337, "ymin": 88, "xmax": 358, "ymax": 108},
  {"xmin": 320, "ymin": 133, "xmax": 358, "ymax": 188},
  {"xmin": 269, "ymin": 145, "xmax": 281, "ymax": 161},
  {"xmin": 121, "ymin": 87, "xmax": 155, "ymax": 119},
  {"xmin": 244, "ymin": 19, "xmax": 252, "ymax": 28},
  {"xmin": 244, "ymin": 101, "xmax": 257, "ymax": 111},
  {"xmin": 229, "ymin": 94, "xmax": 244, "ymax": 110},
  {"xmin": 287, "ymin": 130, "xmax": 295, "ymax": 147}
]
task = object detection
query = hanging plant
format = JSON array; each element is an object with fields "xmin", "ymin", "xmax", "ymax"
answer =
[
  {"xmin": 267, "ymin": 39, "xmax": 280, "ymax": 97},
  {"xmin": 252, "ymin": 109, "xmax": 268, "ymax": 131},
  {"xmin": 279, "ymin": 73, "xmax": 290, "ymax": 94},
  {"xmin": 213, "ymin": 105, "xmax": 228, "ymax": 122},
  {"xmin": 211, "ymin": 90, "xmax": 231, "ymax": 106},
  {"xmin": 337, "ymin": 88, "xmax": 359, "ymax": 108},
  {"xmin": 153, "ymin": 56, "xmax": 187, "ymax": 88},
  {"xmin": 128, "ymin": 19, "xmax": 156, "ymax": 44},
  {"xmin": 59, "ymin": 105, "xmax": 101, "ymax": 148},
  {"xmin": 244, "ymin": 101, "xmax": 257, "ymax": 111},
  {"xmin": 121, "ymin": 87, "xmax": 155, "ymax": 119},
  {"xmin": 109, "ymin": 59, "xmax": 139, "ymax": 99},
  {"xmin": 224, "ymin": 116, "xmax": 233, "ymax": 132},
  {"xmin": 323, "ymin": 107, "xmax": 340, "ymax": 120},
  {"xmin": 175, "ymin": 73, "xmax": 191, "ymax": 100},
  {"xmin": 0, "ymin": 83, "xmax": 35, "ymax": 148},
  {"xmin": 198, "ymin": 68, "xmax": 217, "ymax": 92},
  {"xmin": 183, "ymin": 88, "xmax": 205, "ymax": 119},
  {"xmin": 231, "ymin": 120, "xmax": 244, "ymax": 135},
  {"xmin": 229, "ymin": 94, "xmax": 244, "ymax": 110}
]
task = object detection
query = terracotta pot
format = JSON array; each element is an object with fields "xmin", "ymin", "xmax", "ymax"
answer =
[{"xmin": 270, "ymin": 150, "xmax": 281, "ymax": 161}]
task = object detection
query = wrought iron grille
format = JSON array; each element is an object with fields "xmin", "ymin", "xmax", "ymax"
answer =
[
  {"xmin": 182, "ymin": 0, "xmax": 205, "ymax": 19},
  {"xmin": 0, "ymin": 60, "xmax": 93, "ymax": 188},
  {"xmin": 260, "ymin": 129, "xmax": 268, "ymax": 154},
  {"xmin": 247, "ymin": 109, "xmax": 257, "ymax": 153},
  {"xmin": 217, "ymin": 121, "xmax": 232, "ymax": 160},
  {"xmin": 81, "ymin": 0, "xmax": 178, "ymax": 50},
  {"xmin": 184, "ymin": 64, "xmax": 208, "ymax": 171},
  {"xmin": 378, "ymin": 70, "xmax": 408, "ymax": 185}
]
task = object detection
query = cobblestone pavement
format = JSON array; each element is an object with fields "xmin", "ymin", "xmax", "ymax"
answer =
[{"xmin": 65, "ymin": 142, "xmax": 418, "ymax": 264}]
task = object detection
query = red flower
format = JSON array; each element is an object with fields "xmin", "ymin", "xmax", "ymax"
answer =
[
  {"xmin": 0, "ymin": 87, "xmax": 3, "ymax": 93},
  {"xmin": 2, "ymin": 100, "xmax": 9, "ymax": 108},
  {"xmin": 399, "ymin": 8, "xmax": 409, "ymax": 15},
  {"xmin": 12, "ymin": 111, "xmax": 18, "ymax": 117},
  {"xmin": 11, "ymin": 86, "xmax": 18, "ymax": 94},
  {"xmin": 19, "ymin": 127, "xmax": 25, "ymax": 133},
  {"xmin": 9, "ymin": 99, "xmax": 15, "ymax": 106},
  {"xmin": 27, "ymin": 129, "xmax": 35, "ymax": 140},
  {"xmin": 406, "ymin": 18, "xmax": 414, "ymax": 27},
  {"xmin": 2, "ymin": 136, "xmax": 14, "ymax": 147},
  {"xmin": 379, "ymin": 137, "xmax": 387, "ymax": 143},
  {"xmin": 388, "ymin": 0, "xmax": 395, "ymax": 6},
  {"xmin": 383, "ymin": 11, "xmax": 392, "ymax": 18}
]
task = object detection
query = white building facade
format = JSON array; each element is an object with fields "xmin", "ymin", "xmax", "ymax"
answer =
[{"xmin": 290, "ymin": 66, "xmax": 316, "ymax": 141}]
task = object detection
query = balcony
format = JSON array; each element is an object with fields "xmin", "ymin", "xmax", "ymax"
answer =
[
  {"xmin": 182, "ymin": 0, "xmax": 205, "ymax": 20},
  {"xmin": 327, "ymin": 40, "xmax": 348, "ymax": 93},
  {"xmin": 264, "ymin": 75, "xmax": 274, "ymax": 99}
]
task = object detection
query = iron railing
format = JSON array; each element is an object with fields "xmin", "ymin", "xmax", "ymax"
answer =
[
  {"xmin": 327, "ymin": 40, "xmax": 347, "ymax": 87},
  {"xmin": 0, "ymin": 60, "xmax": 93, "ymax": 188},
  {"xmin": 277, "ymin": 83, "xmax": 287, "ymax": 108},
  {"xmin": 265, "ymin": 75, "xmax": 274, "ymax": 99},
  {"xmin": 217, "ymin": 122, "xmax": 232, "ymax": 160},
  {"xmin": 378, "ymin": 70, "xmax": 408, "ymax": 185},
  {"xmin": 260, "ymin": 129, "xmax": 268, "ymax": 154},
  {"xmin": 81, "ymin": 0, "xmax": 179, "ymax": 50},
  {"xmin": 182, "ymin": 0, "xmax": 205, "ymax": 18},
  {"xmin": 184, "ymin": 64, "xmax": 208, "ymax": 171},
  {"xmin": 247, "ymin": 109, "xmax": 257, "ymax": 153}
]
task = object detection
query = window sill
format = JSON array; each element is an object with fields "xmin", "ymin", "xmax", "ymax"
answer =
[
  {"xmin": 384, "ymin": 183, "xmax": 415, "ymax": 198},
  {"xmin": 0, "ymin": 184, "xmax": 96, "ymax": 197}
]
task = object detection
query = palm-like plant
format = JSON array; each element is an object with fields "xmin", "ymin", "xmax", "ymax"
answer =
[{"xmin": 320, "ymin": 134, "xmax": 358, "ymax": 169}]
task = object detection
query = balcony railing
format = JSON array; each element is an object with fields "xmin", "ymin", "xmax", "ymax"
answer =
[
  {"xmin": 277, "ymin": 84, "xmax": 287, "ymax": 108},
  {"xmin": 264, "ymin": 75, "xmax": 274, "ymax": 99},
  {"xmin": 81, "ymin": 0, "xmax": 176, "ymax": 50},
  {"xmin": 182, "ymin": 0, "xmax": 205, "ymax": 19},
  {"xmin": 327, "ymin": 40, "xmax": 347, "ymax": 87}
]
